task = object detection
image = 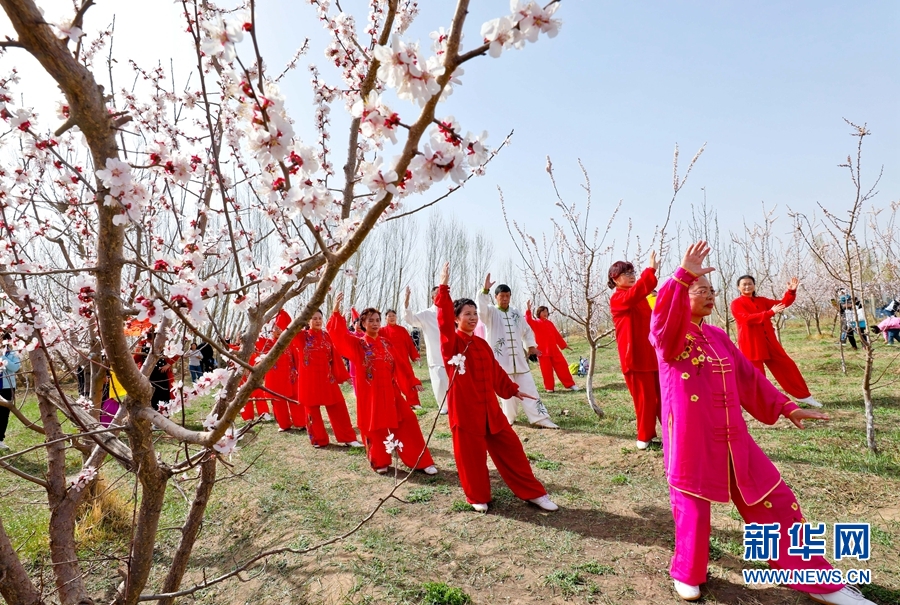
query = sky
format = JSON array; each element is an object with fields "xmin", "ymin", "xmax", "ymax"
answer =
[{"xmin": 1, "ymin": 0, "xmax": 897, "ymax": 267}]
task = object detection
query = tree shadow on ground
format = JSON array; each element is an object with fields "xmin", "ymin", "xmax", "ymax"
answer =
[{"xmin": 488, "ymin": 500, "xmax": 675, "ymax": 550}]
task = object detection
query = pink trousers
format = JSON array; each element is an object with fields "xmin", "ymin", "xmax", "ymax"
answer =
[{"xmin": 669, "ymin": 465, "xmax": 842, "ymax": 594}]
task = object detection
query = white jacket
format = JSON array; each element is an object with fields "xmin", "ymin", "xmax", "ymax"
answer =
[
  {"xmin": 403, "ymin": 305, "xmax": 441, "ymax": 367},
  {"xmin": 475, "ymin": 291, "xmax": 536, "ymax": 375}
]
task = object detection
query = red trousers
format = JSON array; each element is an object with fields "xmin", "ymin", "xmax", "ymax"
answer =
[
  {"xmin": 364, "ymin": 404, "xmax": 434, "ymax": 471},
  {"xmin": 452, "ymin": 423, "xmax": 546, "ymax": 504},
  {"xmin": 272, "ymin": 397, "xmax": 307, "ymax": 431},
  {"xmin": 538, "ymin": 348, "xmax": 575, "ymax": 390},
  {"xmin": 623, "ymin": 370, "xmax": 661, "ymax": 442},
  {"xmin": 306, "ymin": 403, "xmax": 358, "ymax": 446},
  {"xmin": 240, "ymin": 398, "xmax": 270, "ymax": 421},
  {"xmin": 751, "ymin": 354, "xmax": 811, "ymax": 399},
  {"xmin": 670, "ymin": 464, "xmax": 842, "ymax": 594}
]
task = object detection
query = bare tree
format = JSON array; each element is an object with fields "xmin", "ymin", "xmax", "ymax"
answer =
[
  {"xmin": 503, "ymin": 158, "xmax": 620, "ymax": 417},
  {"xmin": 792, "ymin": 120, "xmax": 884, "ymax": 453}
]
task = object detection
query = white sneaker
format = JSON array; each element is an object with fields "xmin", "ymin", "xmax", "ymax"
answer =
[
  {"xmin": 345, "ymin": 440, "xmax": 364, "ymax": 448},
  {"xmin": 532, "ymin": 418, "xmax": 560, "ymax": 429},
  {"xmin": 636, "ymin": 440, "xmax": 651, "ymax": 450},
  {"xmin": 412, "ymin": 405, "xmax": 422, "ymax": 410},
  {"xmin": 422, "ymin": 465, "xmax": 438, "ymax": 475},
  {"xmin": 375, "ymin": 466, "xmax": 390, "ymax": 474},
  {"xmin": 809, "ymin": 586, "xmax": 876, "ymax": 605},
  {"xmin": 0, "ymin": 441, "xmax": 8, "ymax": 451},
  {"xmin": 797, "ymin": 396, "xmax": 824, "ymax": 408},
  {"xmin": 439, "ymin": 407, "xmax": 449, "ymax": 415},
  {"xmin": 528, "ymin": 495, "xmax": 559, "ymax": 511},
  {"xmin": 545, "ymin": 389, "xmax": 555, "ymax": 393},
  {"xmin": 313, "ymin": 444, "xmax": 323, "ymax": 448},
  {"xmin": 260, "ymin": 413, "xmax": 273, "ymax": 421},
  {"xmin": 472, "ymin": 503, "xmax": 489, "ymax": 513},
  {"xmin": 277, "ymin": 427, "xmax": 289, "ymax": 432},
  {"xmin": 568, "ymin": 385, "xmax": 581, "ymax": 391},
  {"xmin": 673, "ymin": 579, "xmax": 701, "ymax": 601}
]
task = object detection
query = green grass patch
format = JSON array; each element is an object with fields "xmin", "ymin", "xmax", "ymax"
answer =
[{"xmin": 420, "ymin": 581, "xmax": 471, "ymax": 605}]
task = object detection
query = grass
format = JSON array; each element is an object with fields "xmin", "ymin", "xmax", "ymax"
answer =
[
  {"xmin": 0, "ymin": 321, "xmax": 898, "ymax": 604},
  {"xmin": 420, "ymin": 581, "xmax": 471, "ymax": 605}
]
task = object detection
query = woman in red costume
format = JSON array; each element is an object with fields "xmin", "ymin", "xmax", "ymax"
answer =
[
  {"xmin": 240, "ymin": 338, "xmax": 272, "ymax": 422},
  {"xmin": 296, "ymin": 309, "xmax": 363, "ymax": 448},
  {"xmin": 263, "ymin": 310, "xmax": 306, "ymax": 432},
  {"xmin": 327, "ymin": 293, "xmax": 437, "ymax": 475},
  {"xmin": 435, "ymin": 263, "xmax": 557, "ymax": 513},
  {"xmin": 609, "ymin": 250, "xmax": 661, "ymax": 450},
  {"xmin": 525, "ymin": 302, "xmax": 578, "ymax": 392},
  {"xmin": 731, "ymin": 275, "xmax": 822, "ymax": 408},
  {"xmin": 380, "ymin": 309, "xmax": 425, "ymax": 409}
]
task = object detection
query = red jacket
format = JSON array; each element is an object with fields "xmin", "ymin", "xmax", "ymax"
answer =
[
  {"xmin": 525, "ymin": 310, "xmax": 568, "ymax": 354},
  {"xmin": 328, "ymin": 312, "xmax": 406, "ymax": 433},
  {"xmin": 379, "ymin": 324, "xmax": 422, "ymax": 393},
  {"xmin": 436, "ymin": 285, "xmax": 519, "ymax": 435},
  {"xmin": 731, "ymin": 290, "xmax": 796, "ymax": 361},
  {"xmin": 261, "ymin": 336, "xmax": 300, "ymax": 401},
  {"xmin": 610, "ymin": 267, "xmax": 658, "ymax": 373},
  {"xmin": 296, "ymin": 328, "xmax": 350, "ymax": 407}
]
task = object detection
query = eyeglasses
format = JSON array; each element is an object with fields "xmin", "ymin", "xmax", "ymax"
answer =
[{"xmin": 689, "ymin": 287, "xmax": 716, "ymax": 297}]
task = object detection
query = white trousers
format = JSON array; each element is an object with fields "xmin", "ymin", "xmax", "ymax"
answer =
[
  {"xmin": 500, "ymin": 372, "xmax": 551, "ymax": 424},
  {"xmin": 428, "ymin": 364, "xmax": 449, "ymax": 412}
]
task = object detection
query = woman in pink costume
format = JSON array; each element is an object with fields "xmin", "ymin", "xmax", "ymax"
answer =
[{"xmin": 650, "ymin": 241, "xmax": 869, "ymax": 605}]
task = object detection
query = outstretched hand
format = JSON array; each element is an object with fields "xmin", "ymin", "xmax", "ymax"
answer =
[
  {"xmin": 680, "ymin": 241, "xmax": 716, "ymax": 277},
  {"xmin": 788, "ymin": 408, "xmax": 830, "ymax": 429},
  {"xmin": 332, "ymin": 292, "xmax": 344, "ymax": 315},
  {"xmin": 526, "ymin": 299, "xmax": 532, "ymax": 312},
  {"xmin": 649, "ymin": 249, "xmax": 659, "ymax": 271},
  {"xmin": 787, "ymin": 277, "xmax": 800, "ymax": 291},
  {"xmin": 483, "ymin": 273, "xmax": 495, "ymax": 291},
  {"xmin": 771, "ymin": 303, "xmax": 787, "ymax": 314},
  {"xmin": 404, "ymin": 286, "xmax": 411, "ymax": 308},
  {"xmin": 440, "ymin": 262, "xmax": 450, "ymax": 287}
]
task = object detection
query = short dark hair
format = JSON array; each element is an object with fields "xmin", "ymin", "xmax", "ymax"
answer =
[
  {"xmin": 453, "ymin": 298, "xmax": 477, "ymax": 317},
  {"xmin": 430, "ymin": 286, "xmax": 440, "ymax": 297},
  {"xmin": 359, "ymin": 307, "xmax": 381, "ymax": 326},
  {"xmin": 385, "ymin": 309, "xmax": 397, "ymax": 315},
  {"xmin": 494, "ymin": 284, "xmax": 511, "ymax": 295},
  {"xmin": 536, "ymin": 305, "xmax": 549, "ymax": 318},
  {"xmin": 737, "ymin": 275, "xmax": 756, "ymax": 297},
  {"xmin": 607, "ymin": 261, "xmax": 634, "ymax": 289}
]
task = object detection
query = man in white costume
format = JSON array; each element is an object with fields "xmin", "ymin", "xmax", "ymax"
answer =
[
  {"xmin": 404, "ymin": 285, "xmax": 450, "ymax": 414},
  {"xmin": 476, "ymin": 275, "xmax": 559, "ymax": 429}
]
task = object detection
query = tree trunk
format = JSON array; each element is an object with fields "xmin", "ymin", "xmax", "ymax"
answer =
[
  {"xmin": 814, "ymin": 310, "xmax": 822, "ymax": 336},
  {"xmin": 862, "ymin": 344, "xmax": 877, "ymax": 453},
  {"xmin": 0, "ymin": 515, "xmax": 43, "ymax": 605},
  {"xmin": 157, "ymin": 457, "xmax": 217, "ymax": 605},
  {"xmin": 585, "ymin": 341, "xmax": 603, "ymax": 418}
]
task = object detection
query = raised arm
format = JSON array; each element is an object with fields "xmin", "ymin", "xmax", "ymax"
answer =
[
  {"xmin": 402, "ymin": 285, "xmax": 424, "ymax": 328},
  {"xmin": 610, "ymin": 268, "xmax": 659, "ymax": 312},
  {"xmin": 650, "ymin": 242, "xmax": 714, "ymax": 361},
  {"xmin": 476, "ymin": 276, "xmax": 497, "ymax": 330},
  {"xmin": 436, "ymin": 263, "xmax": 459, "ymax": 364},
  {"xmin": 326, "ymin": 293, "xmax": 363, "ymax": 364}
]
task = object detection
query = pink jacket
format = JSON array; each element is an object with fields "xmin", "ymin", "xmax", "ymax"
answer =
[{"xmin": 650, "ymin": 267, "xmax": 800, "ymax": 504}]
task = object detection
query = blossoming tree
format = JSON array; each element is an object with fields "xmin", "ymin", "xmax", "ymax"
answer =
[{"xmin": 0, "ymin": 0, "xmax": 561, "ymax": 603}]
